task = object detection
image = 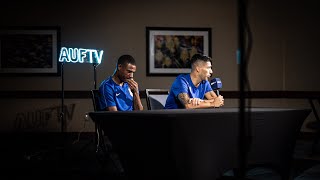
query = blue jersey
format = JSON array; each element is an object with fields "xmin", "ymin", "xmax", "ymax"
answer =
[
  {"xmin": 164, "ymin": 74, "xmax": 212, "ymax": 109},
  {"xmin": 99, "ymin": 76, "xmax": 134, "ymax": 111}
]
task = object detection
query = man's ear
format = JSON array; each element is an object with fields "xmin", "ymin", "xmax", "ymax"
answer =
[
  {"xmin": 118, "ymin": 64, "xmax": 122, "ymax": 71},
  {"xmin": 195, "ymin": 65, "xmax": 200, "ymax": 73}
]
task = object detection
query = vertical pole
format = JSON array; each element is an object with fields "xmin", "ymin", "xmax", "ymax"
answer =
[
  {"xmin": 238, "ymin": 0, "xmax": 247, "ymax": 178},
  {"xmin": 93, "ymin": 63, "xmax": 98, "ymax": 145},
  {"xmin": 60, "ymin": 62, "xmax": 65, "ymax": 133},
  {"xmin": 93, "ymin": 63, "xmax": 97, "ymax": 90}
]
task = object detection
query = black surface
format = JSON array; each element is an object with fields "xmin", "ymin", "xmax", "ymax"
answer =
[{"xmin": 89, "ymin": 107, "xmax": 311, "ymax": 180}]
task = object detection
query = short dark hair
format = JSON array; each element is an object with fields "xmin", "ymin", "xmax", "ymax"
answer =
[
  {"xmin": 117, "ymin": 54, "xmax": 136, "ymax": 66},
  {"xmin": 190, "ymin": 54, "xmax": 212, "ymax": 67}
]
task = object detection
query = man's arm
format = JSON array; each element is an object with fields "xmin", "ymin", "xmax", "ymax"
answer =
[
  {"xmin": 100, "ymin": 85, "xmax": 118, "ymax": 111},
  {"xmin": 101, "ymin": 86, "xmax": 118, "ymax": 111},
  {"xmin": 106, "ymin": 106, "xmax": 117, "ymax": 111},
  {"xmin": 105, "ymin": 95, "xmax": 143, "ymax": 111},
  {"xmin": 178, "ymin": 93, "xmax": 212, "ymax": 109},
  {"xmin": 133, "ymin": 91, "xmax": 143, "ymax": 110},
  {"xmin": 178, "ymin": 93, "xmax": 224, "ymax": 109},
  {"xmin": 204, "ymin": 90, "xmax": 218, "ymax": 100},
  {"xmin": 204, "ymin": 91, "xmax": 224, "ymax": 107},
  {"xmin": 127, "ymin": 79, "xmax": 143, "ymax": 110}
]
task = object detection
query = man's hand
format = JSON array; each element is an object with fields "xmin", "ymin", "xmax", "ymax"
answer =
[
  {"xmin": 127, "ymin": 78, "xmax": 143, "ymax": 110},
  {"xmin": 212, "ymin": 95, "xmax": 224, "ymax": 107},
  {"xmin": 127, "ymin": 79, "xmax": 139, "ymax": 93},
  {"xmin": 188, "ymin": 98, "xmax": 203, "ymax": 106}
]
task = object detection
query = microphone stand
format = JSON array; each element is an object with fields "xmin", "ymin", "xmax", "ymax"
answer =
[
  {"xmin": 80, "ymin": 63, "xmax": 98, "ymax": 152},
  {"xmin": 93, "ymin": 63, "xmax": 97, "ymax": 89},
  {"xmin": 59, "ymin": 61, "xmax": 67, "ymax": 161},
  {"xmin": 93, "ymin": 63, "xmax": 98, "ymax": 145},
  {"xmin": 60, "ymin": 62, "xmax": 65, "ymax": 133}
]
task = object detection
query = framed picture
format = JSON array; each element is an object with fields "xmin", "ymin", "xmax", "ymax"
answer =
[
  {"xmin": 146, "ymin": 27, "xmax": 211, "ymax": 76},
  {"xmin": 0, "ymin": 26, "xmax": 61, "ymax": 76}
]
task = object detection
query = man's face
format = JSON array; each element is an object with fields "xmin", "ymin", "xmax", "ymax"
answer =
[
  {"xmin": 199, "ymin": 61, "xmax": 213, "ymax": 81},
  {"xmin": 118, "ymin": 63, "xmax": 136, "ymax": 82}
]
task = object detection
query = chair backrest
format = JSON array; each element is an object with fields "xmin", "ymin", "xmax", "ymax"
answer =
[
  {"xmin": 145, "ymin": 89, "xmax": 169, "ymax": 110},
  {"xmin": 91, "ymin": 89, "xmax": 103, "ymax": 111}
]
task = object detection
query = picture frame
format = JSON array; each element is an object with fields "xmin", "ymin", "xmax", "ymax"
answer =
[
  {"xmin": 146, "ymin": 27, "xmax": 211, "ymax": 76},
  {"xmin": 0, "ymin": 26, "xmax": 61, "ymax": 76}
]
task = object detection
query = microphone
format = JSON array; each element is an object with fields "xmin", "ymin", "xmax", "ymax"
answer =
[{"xmin": 210, "ymin": 78, "xmax": 222, "ymax": 96}]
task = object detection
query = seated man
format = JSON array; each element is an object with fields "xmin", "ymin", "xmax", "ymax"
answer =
[
  {"xmin": 99, "ymin": 54, "xmax": 143, "ymax": 111},
  {"xmin": 97, "ymin": 55, "xmax": 144, "ymax": 177},
  {"xmin": 164, "ymin": 54, "xmax": 224, "ymax": 109}
]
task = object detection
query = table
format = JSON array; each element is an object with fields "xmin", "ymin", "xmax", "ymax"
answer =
[{"xmin": 88, "ymin": 107, "xmax": 311, "ymax": 180}]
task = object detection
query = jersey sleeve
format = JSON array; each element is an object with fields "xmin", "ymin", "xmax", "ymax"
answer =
[
  {"xmin": 100, "ymin": 83, "xmax": 116, "ymax": 109},
  {"xmin": 204, "ymin": 80, "xmax": 213, "ymax": 94},
  {"xmin": 171, "ymin": 76, "xmax": 189, "ymax": 98}
]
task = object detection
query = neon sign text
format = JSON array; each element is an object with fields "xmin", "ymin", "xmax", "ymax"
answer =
[{"xmin": 59, "ymin": 47, "xmax": 104, "ymax": 64}]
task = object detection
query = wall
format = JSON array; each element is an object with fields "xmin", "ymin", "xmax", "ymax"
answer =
[{"xmin": 0, "ymin": 0, "xmax": 319, "ymax": 132}]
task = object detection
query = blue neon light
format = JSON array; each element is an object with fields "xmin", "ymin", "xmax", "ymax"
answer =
[{"xmin": 59, "ymin": 47, "xmax": 104, "ymax": 64}]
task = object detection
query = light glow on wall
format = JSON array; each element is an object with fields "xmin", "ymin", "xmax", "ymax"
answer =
[{"xmin": 59, "ymin": 47, "xmax": 104, "ymax": 64}]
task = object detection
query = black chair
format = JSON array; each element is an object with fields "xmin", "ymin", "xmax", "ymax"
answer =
[
  {"xmin": 90, "ymin": 89, "xmax": 104, "ymax": 149},
  {"xmin": 145, "ymin": 89, "xmax": 169, "ymax": 110},
  {"xmin": 90, "ymin": 89, "xmax": 125, "ymax": 176},
  {"xmin": 91, "ymin": 89, "xmax": 103, "ymax": 112}
]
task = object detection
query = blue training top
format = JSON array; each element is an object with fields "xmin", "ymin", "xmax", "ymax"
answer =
[
  {"xmin": 99, "ymin": 76, "xmax": 134, "ymax": 111},
  {"xmin": 164, "ymin": 74, "xmax": 212, "ymax": 109}
]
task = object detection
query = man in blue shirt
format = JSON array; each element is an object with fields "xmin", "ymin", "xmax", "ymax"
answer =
[
  {"xmin": 99, "ymin": 54, "xmax": 143, "ymax": 111},
  {"xmin": 165, "ymin": 54, "xmax": 224, "ymax": 109}
]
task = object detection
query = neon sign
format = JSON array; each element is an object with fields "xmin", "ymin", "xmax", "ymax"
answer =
[{"xmin": 59, "ymin": 47, "xmax": 104, "ymax": 64}]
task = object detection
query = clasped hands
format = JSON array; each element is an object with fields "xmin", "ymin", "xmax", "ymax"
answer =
[{"xmin": 188, "ymin": 95, "xmax": 224, "ymax": 107}]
